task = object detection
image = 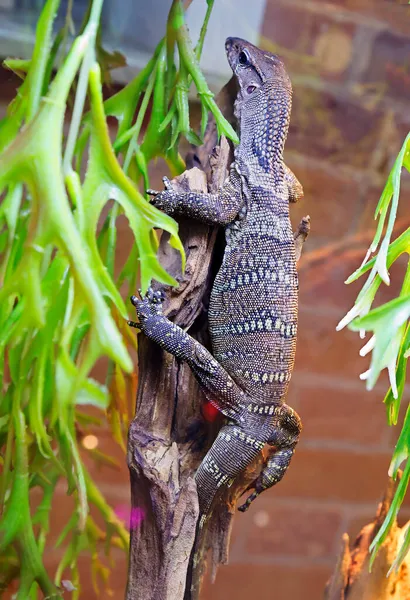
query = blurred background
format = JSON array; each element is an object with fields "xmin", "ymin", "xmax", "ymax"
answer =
[{"xmin": 1, "ymin": 0, "xmax": 410, "ymax": 598}]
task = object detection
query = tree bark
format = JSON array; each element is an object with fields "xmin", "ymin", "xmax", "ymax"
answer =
[
  {"xmin": 325, "ymin": 474, "xmax": 410, "ymax": 600},
  {"xmin": 126, "ymin": 79, "xmax": 267, "ymax": 600}
]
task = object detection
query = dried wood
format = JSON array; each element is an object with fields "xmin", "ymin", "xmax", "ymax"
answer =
[{"xmin": 325, "ymin": 474, "xmax": 410, "ymax": 600}]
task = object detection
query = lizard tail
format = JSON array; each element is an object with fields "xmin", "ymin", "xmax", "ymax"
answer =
[{"xmin": 184, "ymin": 423, "xmax": 263, "ymax": 597}]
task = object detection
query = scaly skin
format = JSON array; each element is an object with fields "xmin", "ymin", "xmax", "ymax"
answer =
[{"xmin": 131, "ymin": 37, "xmax": 310, "ymax": 524}]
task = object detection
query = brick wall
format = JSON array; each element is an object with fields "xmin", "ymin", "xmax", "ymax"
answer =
[
  {"xmin": 3, "ymin": 0, "xmax": 410, "ymax": 598},
  {"xmin": 200, "ymin": 2, "xmax": 410, "ymax": 599}
]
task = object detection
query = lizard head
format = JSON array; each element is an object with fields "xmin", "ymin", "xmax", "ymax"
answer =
[
  {"xmin": 225, "ymin": 37, "xmax": 291, "ymax": 104},
  {"xmin": 225, "ymin": 37, "xmax": 292, "ymax": 170}
]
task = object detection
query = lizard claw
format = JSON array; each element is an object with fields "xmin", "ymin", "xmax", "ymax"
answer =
[
  {"xmin": 146, "ymin": 176, "xmax": 173, "ymax": 198},
  {"xmin": 162, "ymin": 176, "xmax": 172, "ymax": 190},
  {"xmin": 237, "ymin": 490, "xmax": 259, "ymax": 512},
  {"xmin": 146, "ymin": 177, "xmax": 177, "ymax": 214},
  {"xmin": 130, "ymin": 293, "xmax": 141, "ymax": 307},
  {"xmin": 146, "ymin": 286, "xmax": 165, "ymax": 304},
  {"xmin": 130, "ymin": 287, "xmax": 165, "ymax": 324},
  {"xmin": 127, "ymin": 319, "xmax": 140, "ymax": 329}
]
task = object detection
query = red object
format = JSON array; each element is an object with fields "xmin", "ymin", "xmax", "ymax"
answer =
[{"xmin": 202, "ymin": 401, "xmax": 220, "ymax": 422}]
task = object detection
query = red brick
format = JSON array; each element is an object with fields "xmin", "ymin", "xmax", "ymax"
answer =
[
  {"xmin": 363, "ymin": 28, "xmax": 410, "ymax": 101},
  {"xmin": 288, "ymin": 159, "xmax": 363, "ymax": 240},
  {"xmin": 298, "ymin": 244, "xmax": 369, "ymax": 312},
  {"xmin": 0, "ymin": 69, "xmax": 22, "ymax": 107},
  {"xmin": 80, "ymin": 429, "xmax": 129, "ymax": 478},
  {"xmin": 261, "ymin": 2, "xmax": 312, "ymax": 59},
  {"xmin": 288, "ymin": 86, "xmax": 387, "ymax": 169},
  {"xmin": 2, "ymin": 583, "xmax": 18, "ymax": 599},
  {"xmin": 345, "ymin": 512, "xmax": 378, "ymax": 543},
  {"xmin": 306, "ymin": 0, "xmax": 346, "ymax": 6},
  {"xmin": 274, "ymin": 0, "xmax": 410, "ymax": 37},
  {"xmin": 373, "ymin": 256, "xmax": 409, "ymax": 309},
  {"xmin": 201, "ymin": 564, "xmax": 331, "ymax": 600},
  {"xmin": 261, "ymin": 1, "xmax": 356, "ymax": 82},
  {"xmin": 271, "ymin": 447, "xmax": 392, "ymax": 502},
  {"xmin": 3, "ymin": 537, "xmax": 128, "ymax": 599},
  {"xmin": 77, "ymin": 553, "xmax": 127, "ymax": 599},
  {"xmin": 296, "ymin": 379, "xmax": 387, "ymax": 445},
  {"xmin": 244, "ymin": 503, "xmax": 342, "ymax": 559},
  {"xmin": 398, "ymin": 507, "xmax": 410, "ymax": 526},
  {"xmin": 295, "ymin": 215, "xmax": 408, "ymax": 329},
  {"xmin": 295, "ymin": 307, "xmax": 365, "ymax": 380},
  {"xmin": 28, "ymin": 431, "xmax": 130, "ymax": 547}
]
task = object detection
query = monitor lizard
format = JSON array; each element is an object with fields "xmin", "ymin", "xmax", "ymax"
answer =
[{"xmin": 130, "ymin": 37, "xmax": 310, "ymax": 525}]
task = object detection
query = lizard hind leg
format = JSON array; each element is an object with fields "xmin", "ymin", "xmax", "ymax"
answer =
[
  {"xmin": 237, "ymin": 445, "xmax": 296, "ymax": 512},
  {"xmin": 195, "ymin": 422, "xmax": 264, "ymax": 526},
  {"xmin": 294, "ymin": 215, "xmax": 310, "ymax": 262},
  {"xmin": 238, "ymin": 403, "xmax": 301, "ymax": 512}
]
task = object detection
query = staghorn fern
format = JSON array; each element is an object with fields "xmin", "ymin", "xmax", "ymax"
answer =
[
  {"xmin": 337, "ymin": 132, "xmax": 410, "ymax": 573},
  {"xmin": 0, "ymin": 0, "xmax": 236, "ymax": 597}
]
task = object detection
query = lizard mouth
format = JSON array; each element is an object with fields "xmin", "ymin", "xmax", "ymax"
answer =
[
  {"xmin": 225, "ymin": 37, "xmax": 235, "ymax": 52},
  {"xmin": 225, "ymin": 37, "xmax": 247, "ymax": 52},
  {"xmin": 225, "ymin": 36, "xmax": 246, "ymax": 70}
]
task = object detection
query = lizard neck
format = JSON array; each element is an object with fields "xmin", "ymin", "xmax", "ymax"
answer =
[{"xmin": 235, "ymin": 83, "xmax": 292, "ymax": 183}]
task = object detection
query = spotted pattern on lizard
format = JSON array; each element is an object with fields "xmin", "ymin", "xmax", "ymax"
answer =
[{"xmin": 131, "ymin": 37, "xmax": 310, "ymax": 525}]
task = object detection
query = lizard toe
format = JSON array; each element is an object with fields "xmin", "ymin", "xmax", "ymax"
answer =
[
  {"xmin": 152, "ymin": 290, "xmax": 165, "ymax": 304},
  {"xmin": 162, "ymin": 175, "xmax": 172, "ymax": 190}
]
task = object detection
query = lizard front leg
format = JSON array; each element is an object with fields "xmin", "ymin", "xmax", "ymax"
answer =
[
  {"xmin": 147, "ymin": 166, "xmax": 243, "ymax": 226},
  {"xmin": 238, "ymin": 404, "xmax": 302, "ymax": 512},
  {"xmin": 130, "ymin": 289, "xmax": 246, "ymax": 418}
]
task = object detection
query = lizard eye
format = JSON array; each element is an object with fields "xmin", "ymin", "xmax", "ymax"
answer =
[
  {"xmin": 246, "ymin": 85, "xmax": 256, "ymax": 94},
  {"xmin": 238, "ymin": 50, "xmax": 250, "ymax": 66}
]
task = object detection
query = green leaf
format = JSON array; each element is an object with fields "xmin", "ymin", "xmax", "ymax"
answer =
[
  {"xmin": 0, "ymin": 415, "xmax": 10, "ymax": 433},
  {"xmin": 0, "ymin": 0, "xmax": 219, "ymax": 593},
  {"xmin": 340, "ymin": 132, "xmax": 410, "ymax": 571},
  {"xmin": 25, "ymin": 0, "xmax": 61, "ymax": 123},
  {"xmin": 169, "ymin": 0, "xmax": 239, "ymax": 145},
  {"xmin": 384, "ymin": 312, "xmax": 410, "ymax": 425},
  {"xmin": 350, "ymin": 294, "xmax": 410, "ymax": 391},
  {"xmin": 76, "ymin": 378, "xmax": 109, "ymax": 409},
  {"xmin": 103, "ymin": 41, "xmax": 162, "ymax": 140},
  {"xmin": 3, "ymin": 58, "xmax": 31, "ymax": 79},
  {"xmin": 85, "ymin": 64, "xmax": 185, "ymax": 294},
  {"xmin": 185, "ymin": 129, "xmax": 204, "ymax": 146},
  {"xmin": 370, "ymin": 457, "xmax": 410, "ymax": 568},
  {"xmin": 344, "ymin": 226, "xmax": 410, "ymax": 286}
]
